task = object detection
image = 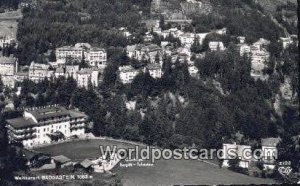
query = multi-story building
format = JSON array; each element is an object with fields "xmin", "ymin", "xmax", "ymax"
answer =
[
  {"xmin": 250, "ymin": 39, "xmax": 270, "ymax": 79},
  {"xmin": 0, "ymin": 57, "xmax": 17, "ymax": 75},
  {"xmin": 222, "ymin": 143, "xmax": 252, "ymax": 169},
  {"xmin": 209, "ymin": 41, "xmax": 225, "ymax": 51},
  {"xmin": 118, "ymin": 66, "xmax": 140, "ymax": 84},
  {"xmin": 126, "ymin": 44, "xmax": 162, "ymax": 63},
  {"xmin": 0, "ymin": 35, "xmax": 16, "ymax": 48},
  {"xmin": 56, "ymin": 46, "xmax": 85, "ymax": 63},
  {"xmin": 261, "ymin": 138, "xmax": 280, "ymax": 170},
  {"xmin": 141, "ymin": 44, "xmax": 162, "ymax": 63},
  {"xmin": 6, "ymin": 106, "xmax": 87, "ymax": 148},
  {"xmin": 29, "ymin": 62, "xmax": 52, "ymax": 82},
  {"xmin": 146, "ymin": 64, "xmax": 162, "ymax": 79},
  {"xmin": 56, "ymin": 43, "xmax": 107, "ymax": 68},
  {"xmin": 188, "ymin": 61, "xmax": 199, "ymax": 77},
  {"xmin": 179, "ymin": 33, "xmax": 196, "ymax": 46},
  {"xmin": 196, "ymin": 33, "xmax": 209, "ymax": 45},
  {"xmin": 54, "ymin": 67, "xmax": 65, "ymax": 78},
  {"xmin": 213, "ymin": 28, "xmax": 227, "ymax": 35},
  {"xmin": 118, "ymin": 64, "xmax": 163, "ymax": 84},
  {"xmin": 279, "ymin": 36, "xmax": 298, "ymax": 49},
  {"xmin": 179, "ymin": 32, "xmax": 209, "ymax": 47},
  {"xmin": 144, "ymin": 32, "xmax": 154, "ymax": 42},
  {"xmin": 236, "ymin": 44, "xmax": 251, "ymax": 57},
  {"xmin": 14, "ymin": 72, "xmax": 29, "ymax": 82},
  {"xmin": 252, "ymin": 38, "xmax": 270, "ymax": 51},
  {"xmin": 84, "ymin": 47, "xmax": 107, "ymax": 68},
  {"xmin": 237, "ymin": 36, "xmax": 246, "ymax": 44},
  {"xmin": 0, "ymin": 57, "xmax": 18, "ymax": 88},
  {"xmin": 1, "ymin": 75, "xmax": 15, "ymax": 88},
  {"xmin": 65, "ymin": 64, "xmax": 80, "ymax": 80},
  {"xmin": 119, "ymin": 27, "xmax": 132, "ymax": 39},
  {"xmin": 77, "ymin": 68, "xmax": 100, "ymax": 88}
]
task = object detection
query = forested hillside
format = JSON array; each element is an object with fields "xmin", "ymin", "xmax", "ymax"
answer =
[
  {"xmin": 0, "ymin": 0, "xmax": 20, "ymax": 11},
  {"xmin": 16, "ymin": 0, "xmax": 152, "ymax": 65},
  {"xmin": 10, "ymin": 0, "xmax": 298, "ymax": 149}
]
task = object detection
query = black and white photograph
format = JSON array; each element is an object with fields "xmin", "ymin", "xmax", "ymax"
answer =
[{"xmin": 0, "ymin": 0, "xmax": 299, "ymax": 185}]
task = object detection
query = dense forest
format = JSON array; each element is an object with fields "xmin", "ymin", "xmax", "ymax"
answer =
[
  {"xmin": 16, "ymin": 0, "xmax": 152, "ymax": 65},
  {"xmin": 0, "ymin": 0, "xmax": 299, "ymax": 184},
  {"xmin": 0, "ymin": 0, "xmax": 20, "ymax": 10},
  {"xmin": 187, "ymin": 0, "xmax": 285, "ymax": 43},
  {"xmin": 4, "ymin": 41, "xmax": 299, "ymax": 149}
]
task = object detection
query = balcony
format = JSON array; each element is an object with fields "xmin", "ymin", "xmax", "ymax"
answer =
[
  {"xmin": 11, "ymin": 133, "xmax": 37, "ymax": 141},
  {"xmin": 70, "ymin": 125, "xmax": 85, "ymax": 130},
  {"xmin": 14, "ymin": 128, "xmax": 37, "ymax": 135}
]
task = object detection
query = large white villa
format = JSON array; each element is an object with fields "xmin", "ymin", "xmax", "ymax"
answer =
[{"xmin": 6, "ymin": 106, "xmax": 87, "ymax": 148}]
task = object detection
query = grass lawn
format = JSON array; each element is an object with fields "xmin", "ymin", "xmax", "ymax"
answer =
[
  {"xmin": 35, "ymin": 139, "xmax": 275, "ymax": 186},
  {"xmin": 0, "ymin": 10, "xmax": 21, "ymax": 38}
]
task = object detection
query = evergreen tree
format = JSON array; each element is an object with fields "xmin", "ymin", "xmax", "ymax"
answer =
[
  {"xmin": 49, "ymin": 50, "xmax": 57, "ymax": 62},
  {"xmin": 190, "ymin": 36, "xmax": 202, "ymax": 54},
  {"xmin": 0, "ymin": 76, "xmax": 4, "ymax": 93}
]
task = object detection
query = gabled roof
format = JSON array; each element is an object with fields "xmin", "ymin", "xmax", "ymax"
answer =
[
  {"xmin": 52, "ymin": 155, "xmax": 71, "ymax": 164},
  {"xmin": 79, "ymin": 159, "xmax": 94, "ymax": 168}
]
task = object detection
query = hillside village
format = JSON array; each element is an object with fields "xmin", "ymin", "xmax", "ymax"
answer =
[
  {"xmin": 1, "ymin": 22, "xmax": 298, "ymax": 88},
  {"xmin": 0, "ymin": 0, "xmax": 299, "ymax": 185}
]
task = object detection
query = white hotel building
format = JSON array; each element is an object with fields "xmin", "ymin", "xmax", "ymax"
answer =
[
  {"xmin": 55, "ymin": 43, "xmax": 107, "ymax": 68},
  {"xmin": 0, "ymin": 57, "xmax": 18, "ymax": 87},
  {"xmin": 6, "ymin": 106, "xmax": 87, "ymax": 148}
]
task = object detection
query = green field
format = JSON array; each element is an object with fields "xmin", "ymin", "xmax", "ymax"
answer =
[{"xmin": 35, "ymin": 139, "xmax": 275, "ymax": 185}]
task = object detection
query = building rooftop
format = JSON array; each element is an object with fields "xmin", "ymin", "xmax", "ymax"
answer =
[
  {"xmin": 119, "ymin": 65, "xmax": 136, "ymax": 73},
  {"xmin": 126, "ymin": 45, "xmax": 137, "ymax": 52},
  {"xmin": 56, "ymin": 46, "xmax": 84, "ymax": 51},
  {"xmin": 55, "ymin": 67, "xmax": 64, "ymax": 74},
  {"xmin": 181, "ymin": 33, "xmax": 195, "ymax": 38},
  {"xmin": 89, "ymin": 47, "xmax": 105, "ymax": 52},
  {"xmin": 147, "ymin": 63, "xmax": 162, "ymax": 70},
  {"xmin": 77, "ymin": 69, "xmax": 93, "ymax": 75},
  {"xmin": 29, "ymin": 62, "xmax": 49, "ymax": 70},
  {"xmin": 27, "ymin": 106, "xmax": 70, "ymax": 121},
  {"xmin": 6, "ymin": 117, "xmax": 37, "ymax": 129},
  {"xmin": 254, "ymin": 38, "xmax": 270, "ymax": 46},
  {"xmin": 66, "ymin": 65, "xmax": 79, "ymax": 71},
  {"xmin": 74, "ymin": 43, "xmax": 91, "ymax": 49},
  {"xmin": 15, "ymin": 72, "xmax": 29, "ymax": 76},
  {"xmin": 8, "ymin": 106, "xmax": 87, "ymax": 129},
  {"xmin": 69, "ymin": 110, "xmax": 88, "ymax": 118},
  {"xmin": 79, "ymin": 159, "xmax": 94, "ymax": 168},
  {"xmin": 0, "ymin": 57, "xmax": 17, "ymax": 64},
  {"xmin": 52, "ymin": 155, "xmax": 71, "ymax": 164},
  {"xmin": 142, "ymin": 44, "xmax": 161, "ymax": 52},
  {"xmin": 261, "ymin": 138, "xmax": 281, "ymax": 147}
]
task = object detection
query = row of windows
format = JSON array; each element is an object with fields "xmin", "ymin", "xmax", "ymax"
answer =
[{"xmin": 37, "ymin": 125, "xmax": 68, "ymax": 133}]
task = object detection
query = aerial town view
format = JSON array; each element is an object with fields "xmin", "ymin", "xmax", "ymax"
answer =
[{"xmin": 0, "ymin": 0, "xmax": 299, "ymax": 185}]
